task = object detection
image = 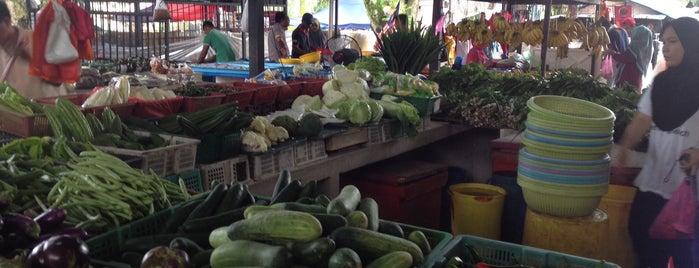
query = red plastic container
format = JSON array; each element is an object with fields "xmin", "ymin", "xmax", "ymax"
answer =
[
  {"xmin": 231, "ymin": 82, "xmax": 279, "ymax": 105},
  {"xmin": 297, "ymin": 78, "xmax": 329, "ymax": 96},
  {"xmin": 36, "ymin": 93, "xmax": 135, "ymax": 119},
  {"xmin": 340, "ymin": 159, "xmax": 448, "ymax": 230},
  {"xmin": 129, "ymin": 96, "xmax": 184, "ymax": 118},
  {"xmin": 180, "ymin": 92, "xmax": 226, "ymax": 112}
]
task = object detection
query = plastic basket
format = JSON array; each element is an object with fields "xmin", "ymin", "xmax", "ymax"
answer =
[
  {"xmin": 308, "ymin": 138, "xmax": 328, "ymax": 161},
  {"xmin": 517, "ymin": 162, "xmax": 610, "ymax": 185},
  {"xmin": 248, "ymin": 151, "xmax": 278, "ymax": 179},
  {"xmin": 518, "ymin": 174, "xmax": 607, "ymax": 217},
  {"xmin": 0, "ymin": 131, "xmax": 18, "ymax": 146},
  {"xmin": 524, "ymin": 121, "xmax": 611, "ymax": 138},
  {"xmin": 164, "ymin": 168, "xmax": 203, "ymax": 193},
  {"xmin": 0, "ymin": 108, "xmax": 52, "ymax": 137},
  {"xmin": 195, "ymin": 131, "xmax": 242, "ymax": 164},
  {"xmin": 521, "ymin": 135, "xmax": 610, "ymax": 161},
  {"xmin": 276, "ymin": 84, "xmax": 300, "ymax": 104},
  {"xmin": 524, "ymin": 129, "xmax": 612, "ymax": 147},
  {"xmin": 387, "ymin": 221, "xmax": 451, "ymax": 268},
  {"xmin": 277, "ymin": 143, "xmax": 295, "ymax": 172},
  {"xmin": 129, "ymin": 96, "xmax": 185, "ymax": 119},
  {"xmin": 205, "ymin": 84, "xmax": 256, "ymax": 110},
  {"xmin": 367, "ymin": 122, "xmax": 385, "ymax": 145},
  {"xmin": 425, "ymin": 235, "xmax": 620, "ymax": 268},
  {"xmin": 297, "ymin": 78, "xmax": 329, "ymax": 96},
  {"xmin": 293, "ymin": 139, "xmax": 311, "ymax": 166},
  {"xmin": 96, "ymin": 131, "xmax": 200, "ymax": 177},
  {"xmin": 231, "ymin": 82, "xmax": 279, "ymax": 105},
  {"xmin": 518, "ymin": 148, "xmax": 610, "ymax": 168},
  {"xmin": 525, "ymin": 115, "xmax": 614, "ymax": 136},
  {"xmin": 527, "ymin": 95, "xmax": 615, "ymax": 124},
  {"xmin": 36, "ymin": 93, "xmax": 135, "ymax": 119},
  {"xmin": 86, "ymin": 227, "xmax": 122, "ymax": 260},
  {"xmin": 180, "ymin": 93, "xmax": 226, "ymax": 113},
  {"xmin": 120, "ymin": 206, "xmax": 175, "ymax": 242}
]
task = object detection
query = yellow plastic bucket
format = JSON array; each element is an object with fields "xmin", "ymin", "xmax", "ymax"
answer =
[{"xmin": 449, "ymin": 183, "xmax": 506, "ymax": 239}]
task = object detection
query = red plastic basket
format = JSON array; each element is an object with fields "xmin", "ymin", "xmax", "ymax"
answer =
[
  {"xmin": 180, "ymin": 92, "xmax": 226, "ymax": 113},
  {"xmin": 36, "ymin": 93, "xmax": 136, "ymax": 119},
  {"xmin": 130, "ymin": 96, "xmax": 184, "ymax": 118},
  {"xmin": 205, "ymin": 84, "xmax": 255, "ymax": 111},
  {"xmin": 297, "ymin": 78, "xmax": 329, "ymax": 96},
  {"xmin": 231, "ymin": 82, "xmax": 279, "ymax": 105}
]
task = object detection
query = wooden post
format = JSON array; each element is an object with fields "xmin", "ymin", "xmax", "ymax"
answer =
[
  {"xmin": 248, "ymin": 0, "xmax": 264, "ymax": 77},
  {"xmin": 540, "ymin": 0, "xmax": 552, "ymax": 76}
]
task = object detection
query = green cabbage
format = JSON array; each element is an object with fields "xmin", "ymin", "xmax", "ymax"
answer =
[
  {"xmin": 366, "ymin": 100, "xmax": 384, "ymax": 122},
  {"xmin": 348, "ymin": 101, "xmax": 372, "ymax": 124}
]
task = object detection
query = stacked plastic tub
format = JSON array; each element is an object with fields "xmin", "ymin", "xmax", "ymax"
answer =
[{"xmin": 518, "ymin": 95, "xmax": 615, "ymax": 217}]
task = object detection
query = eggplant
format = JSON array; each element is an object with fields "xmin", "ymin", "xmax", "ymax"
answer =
[
  {"xmin": 140, "ymin": 246, "xmax": 190, "ymax": 268},
  {"xmin": 34, "ymin": 209, "xmax": 66, "ymax": 234},
  {"xmin": 35, "ymin": 227, "xmax": 89, "ymax": 247},
  {"xmin": 2, "ymin": 232, "xmax": 34, "ymax": 257},
  {"xmin": 3, "ymin": 212, "xmax": 40, "ymax": 239},
  {"xmin": 26, "ymin": 235, "xmax": 90, "ymax": 268}
]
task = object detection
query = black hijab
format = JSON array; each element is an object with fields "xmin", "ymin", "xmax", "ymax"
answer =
[{"xmin": 652, "ymin": 17, "xmax": 699, "ymax": 131}]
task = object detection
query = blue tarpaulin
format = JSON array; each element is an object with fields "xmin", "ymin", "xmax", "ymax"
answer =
[{"xmin": 290, "ymin": 0, "xmax": 372, "ymax": 30}]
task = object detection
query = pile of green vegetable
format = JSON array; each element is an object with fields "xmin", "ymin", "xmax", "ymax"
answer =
[
  {"xmin": 430, "ymin": 64, "xmax": 640, "ymax": 140},
  {"xmin": 0, "ymin": 82, "xmax": 44, "ymax": 116}
]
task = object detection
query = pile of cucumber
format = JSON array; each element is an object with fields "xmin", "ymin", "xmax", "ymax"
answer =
[{"xmin": 90, "ymin": 170, "xmax": 436, "ymax": 268}]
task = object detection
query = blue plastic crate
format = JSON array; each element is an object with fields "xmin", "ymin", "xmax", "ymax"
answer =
[{"xmin": 426, "ymin": 235, "xmax": 620, "ymax": 268}]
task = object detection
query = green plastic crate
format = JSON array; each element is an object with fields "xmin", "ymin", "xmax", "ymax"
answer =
[
  {"xmin": 86, "ymin": 227, "xmax": 123, "ymax": 260},
  {"xmin": 120, "ymin": 207, "xmax": 175, "ymax": 242},
  {"xmin": 165, "ymin": 168, "xmax": 204, "ymax": 193},
  {"xmin": 426, "ymin": 235, "xmax": 620, "ymax": 268},
  {"xmin": 392, "ymin": 221, "xmax": 453, "ymax": 268},
  {"xmin": 195, "ymin": 131, "xmax": 242, "ymax": 164}
]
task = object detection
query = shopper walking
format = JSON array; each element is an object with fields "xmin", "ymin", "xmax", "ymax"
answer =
[
  {"xmin": 617, "ymin": 17, "xmax": 699, "ymax": 268},
  {"xmin": 195, "ymin": 21, "xmax": 236, "ymax": 63},
  {"xmin": 608, "ymin": 19, "xmax": 653, "ymax": 92},
  {"xmin": 267, "ymin": 11, "xmax": 289, "ymax": 62},
  {"xmin": 0, "ymin": 1, "xmax": 67, "ymax": 99}
]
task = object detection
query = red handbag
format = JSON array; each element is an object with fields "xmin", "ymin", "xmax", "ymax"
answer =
[{"xmin": 649, "ymin": 176, "xmax": 698, "ymax": 240}]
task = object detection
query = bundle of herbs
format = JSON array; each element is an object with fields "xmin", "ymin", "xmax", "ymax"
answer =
[{"xmin": 374, "ymin": 21, "xmax": 444, "ymax": 75}]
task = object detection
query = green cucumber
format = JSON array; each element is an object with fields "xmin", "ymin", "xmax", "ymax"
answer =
[
  {"xmin": 186, "ymin": 182, "xmax": 229, "ymax": 220},
  {"xmin": 291, "ymin": 237, "xmax": 337, "ymax": 265},
  {"xmin": 209, "ymin": 240, "xmax": 291, "ymax": 268},
  {"xmin": 161, "ymin": 198, "xmax": 205, "ymax": 234},
  {"xmin": 270, "ymin": 179, "xmax": 303, "ymax": 204},
  {"xmin": 358, "ymin": 198, "xmax": 379, "ymax": 231},
  {"xmin": 407, "ymin": 230, "xmax": 431, "ymax": 255},
  {"xmin": 328, "ymin": 247, "xmax": 362, "ymax": 268},
  {"xmin": 209, "ymin": 226, "xmax": 233, "ymax": 248},
  {"xmin": 327, "ymin": 185, "xmax": 361, "ymax": 216},
  {"xmin": 180, "ymin": 206, "xmax": 247, "ymax": 233},
  {"xmin": 190, "ymin": 248, "xmax": 214, "ymax": 268},
  {"xmin": 310, "ymin": 213, "xmax": 348, "ymax": 236},
  {"xmin": 346, "ymin": 210, "xmax": 369, "ymax": 229},
  {"xmin": 378, "ymin": 220, "xmax": 405, "ymax": 238},
  {"xmin": 244, "ymin": 205, "xmax": 282, "ymax": 219},
  {"xmin": 330, "ymin": 226, "xmax": 424, "ymax": 264},
  {"xmin": 169, "ymin": 237, "xmax": 205, "ymax": 257},
  {"xmin": 315, "ymin": 194, "xmax": 331, "ymax": 207},
  {"xmin": 228, "ymin": 210, "xmax": 322, "ymax": 244},
  {"xmin": 298, "ymin": 180, "xmax": 318, "ymax": 200},
  {"xmin": 272, "ymin": 170, "xmax": 292, "ymax": 200},
  {"xmin": 366, "ymin": 251, "xmax": 413, "ymax": 268},
  {"xmin": 214, "ymin": 183, "xmax": 245, "ymax": 214},
  {"xmin": 273, "ymin": 202, "xmax": 327, "ymax": 214}
]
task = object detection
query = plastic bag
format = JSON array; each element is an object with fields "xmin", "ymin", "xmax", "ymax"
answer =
[
  {"xmin": 45, "ymin": 0, "xmax": 78, "ymax": 64},
  {"xmin": 601, "ymin": 56, "xmax": 614, "ymax": 82},
  {"xmin": 240, "ymin": 0, "xmax": 249, "ymax": 32},
  {"xmin": 648, "ymin": 177, "xmax": 698, "ymax": 240},
  {"xmin": 152, "ymin": 0, "xmax": 172, "ymax": 22}
]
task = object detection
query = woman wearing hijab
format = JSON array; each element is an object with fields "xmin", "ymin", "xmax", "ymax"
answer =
[
  {"xmin": 308, "ymin": 18, "xmax": 326, "ymax": 51},
  {"xmin": 617, "ymin": 17, "xmax": 699, "ymax": 268},
  {"xmin": 609, "ymin": 22, "xmax": 653, "ymax": 92}
]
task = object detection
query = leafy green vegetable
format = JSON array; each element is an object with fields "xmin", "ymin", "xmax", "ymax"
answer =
[
  {"xmin": 379, "ymin": 97, "xmax": 420, "ymax": 137},
  {"xmin": 348, "ymin": 57, "xmax": 387, "ymax": 78},
  {"xmin": 348, "ymin": 101, "xmax": 372, "ymax": 124}
]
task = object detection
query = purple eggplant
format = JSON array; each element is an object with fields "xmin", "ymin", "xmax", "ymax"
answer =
[
  {"xmin": 36, "ymin": 227, "xmax": 88, "ymax": 246},
  {"xmin": 140, "ymin": 246, "xmax": 191, "ymax": 268},
  {"xmin": 34, "ymin": 209, "xmax": 66, "ymax": 235},
  {"xmin": 2, "ymin": 232, "xmax": 35, "ymax": 257},
  {"xmin": 26, "ymin": 235, "xmax": 90, "ymax": 268},
  {"xmin": 2, "ymin": 212, "xmax": 40, "ymax": 239}
]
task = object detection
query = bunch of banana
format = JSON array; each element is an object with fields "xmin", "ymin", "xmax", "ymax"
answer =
[
  {"xmin": 565, "ymin": 19, "xmax": 587, "ymax": 41},
  {"xmin": 473, "ymin": 29, "xmax": 494, "ymax": 46},
  {"xmin": 446, "ymin": 22, "xmax": 457, "ymax": 37},
  {"xmin": 492, "ymin": 14, "xmax": 510, "ymax": 32},
  {"xmin": 453, "ymin": 19, "xmax": 474, "ymax": 42},
  {"xmin": 556, "ymin": 45, "xmax": 569, "ymax": 59},
  {"xmin": 521, "ymin": 25, "xmax": 543, "ymax": 45},
  {"xmin": 548, "ymin": 30, "xmax": 570, "ymax": 48},
  {"xmin": 472, "ymin": 20, "xmax": 489, "ymax": 33},
  {"xmin": 588, "ymin": 25, "xmax": 611, "ymax": 55},
  {"xmin": 552, "ymin": 17, "xmax": 573, "ymax": 32},
  {"xmin": 504, "ymin": 29, "xmax": 523, "ymax": 48},
  {"xmin": 493, "ymin": 31, "xmax": 507, "ymax": 44}
]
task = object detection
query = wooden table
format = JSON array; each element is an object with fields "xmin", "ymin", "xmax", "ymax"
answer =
[{"xmin": 247, "ymin": 121, "xmax": 469, "ymax": 196}]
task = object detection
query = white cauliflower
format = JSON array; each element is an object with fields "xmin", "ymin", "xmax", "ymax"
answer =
[{"xmin": 242, "ymin": 130, "xmax": 271, "ymax": 152}]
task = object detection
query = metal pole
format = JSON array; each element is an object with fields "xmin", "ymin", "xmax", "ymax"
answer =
[
  {"xmin": 540, "ymin": 0, "xmax": 552, "ymax": 76},
  {"xmin": 248, "ymin": 0, "xmax": 265, "ymax": 77}
]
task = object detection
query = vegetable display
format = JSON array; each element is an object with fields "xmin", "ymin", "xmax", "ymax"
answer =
[
  {"xmin": 26, "ymin": 235, "xmax": 90, "ymax": 268},
  {"xmin": 0, "ymin": 83, "xmax": 43, "ymax": 116}
]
